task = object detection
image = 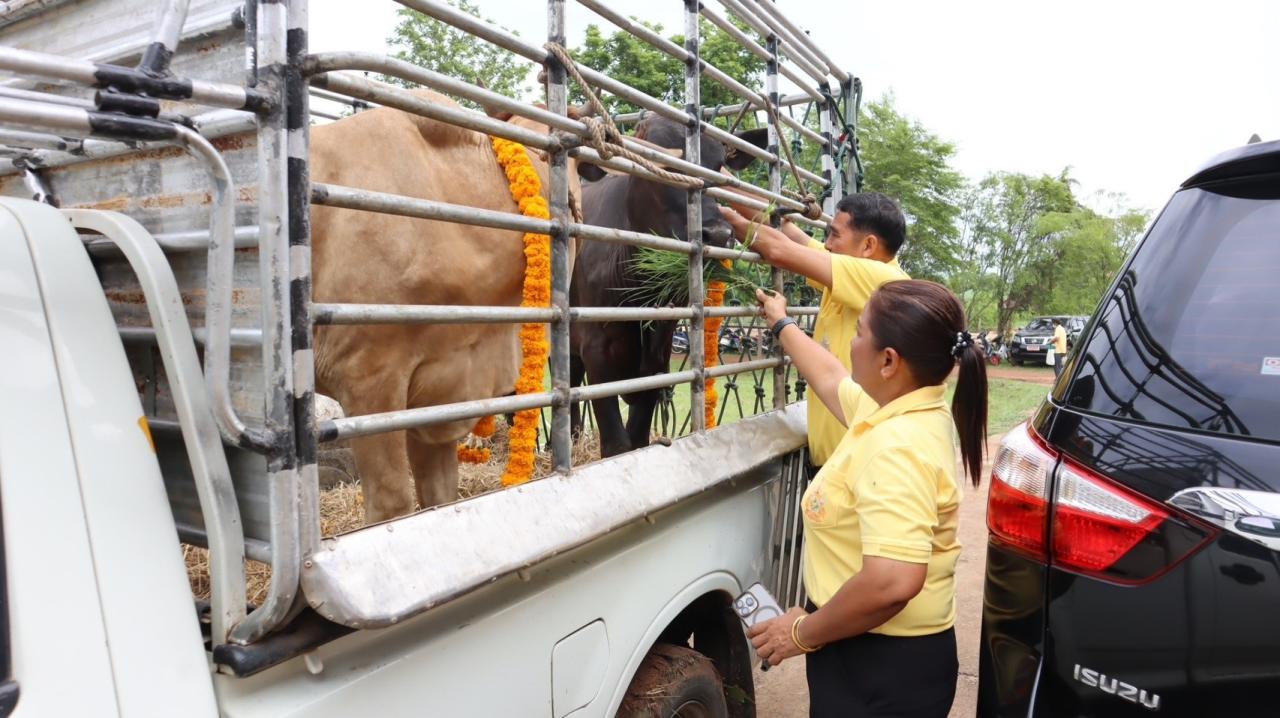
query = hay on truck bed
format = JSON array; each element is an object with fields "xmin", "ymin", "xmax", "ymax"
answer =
[{"xmin": 182, "ymin": 420, "xmax": 603, "ymax": 604}]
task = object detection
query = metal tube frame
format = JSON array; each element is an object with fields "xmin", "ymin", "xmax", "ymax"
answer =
[
  {"xmin": 575, "ymin": 0, "xmax": 827, "ymax": 148},
  {"xmin": 0, "ymin": 46, "xmax": 272, "ymax": 113},
  {"xmin": 226, "ymin": 0, "xmax": 301, "ymax": 646},
  {"xmin": 741, "ymin": 0, "xmax": 851, "ymax": 83},
  {"xmin": 683, "ymin": 0, "xmax": 706, "ymax": 434},
  {"xmin": 138, "ymin": 0, "xmax": 191, "ymax": 75},
  {"xmin": 766, "ymin": 31, "xmax": 787, "ymax": 410},
  {"xmin": 715, "ymin": 0, "xmax": 828, "ymax": 84},
  {"xmin": 546, "ymin": 0, "xmax": 573, "ymax": 472},
  {"xmin": 609, "ymin": 91, "xmax": 810, "ymax": 124},
  {"xmin": 301, "ymin": 52, "xmax": 825, "ymax": 219},
  {"xmin": 697, "ymin": 3, "xmax": 821, "ymax": 101},
  {"xmin": 395, "ymin": 0, "xmax": 807, "ymax": 175},
  {"xmin": 0, "ymin": 108, "xmax": 256, "ymax": 177},
  {"xmin": 0, "ymin": 0, "xmax": 858, "ymax": 643}
]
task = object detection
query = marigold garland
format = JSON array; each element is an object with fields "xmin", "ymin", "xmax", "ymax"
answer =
[
  {"xmin": 456, "ymin": 414, "xmax": 498, "ymax": 465},
  {"xmin": 456, "ymin": 445, "xmax": 492, "ymax": 464},
  {"xmin": 704, "ymin": 279, "xmax": 727, "ymax": 429},
  {"xmin": 490, "ymin": 136, "xmax": 552, "ymax": 486},
  {"xmin": 471, "ymin": 414, "xmax": 497, "ymax": 438}
]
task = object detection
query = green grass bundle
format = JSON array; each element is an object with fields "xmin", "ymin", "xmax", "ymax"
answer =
[
  {"xmin": 623, "ymin": 201, "xmax": 779, "ymax": 308},
  {"xmin": 623, "ymin": 244, "xmax": 771, "ymax": 308}
]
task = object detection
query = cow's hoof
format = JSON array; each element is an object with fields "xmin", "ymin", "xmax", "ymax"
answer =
[{"xmin": 653, "ymin": 436, "xmax": 672, "ymax": 447}]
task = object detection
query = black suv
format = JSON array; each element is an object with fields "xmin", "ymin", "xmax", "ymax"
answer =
[
  {"xmin": 1009, "ymin": 316, "xmax": 1088, "ymax": 365},
  {"xmin": 979, "ymin": 139, "xmax": 1280, "ymax": 717}
]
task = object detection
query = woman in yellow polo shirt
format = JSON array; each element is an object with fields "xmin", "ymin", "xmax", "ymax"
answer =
[{"xmin": 750, "ymin": 279, "xmax": 988, "ymax": 718}]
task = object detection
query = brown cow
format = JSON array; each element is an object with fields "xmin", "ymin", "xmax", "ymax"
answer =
[{"xmin": 310, "ymin": 89, "xmax": 602, "ymax": 523}]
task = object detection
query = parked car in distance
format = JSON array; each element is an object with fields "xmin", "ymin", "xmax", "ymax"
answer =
[{"xmin": 1008, "ymin": 315, "xmax": 1087, "ymax": 365}]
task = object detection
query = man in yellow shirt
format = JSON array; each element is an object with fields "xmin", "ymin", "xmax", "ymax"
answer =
[
  {"xmin": 1051, "ymin": 318, "xmax": 1068, "ymax": 379},
  {"xmin": 720, "ymin": 193, "xmax": 909, "ymax": 471}
]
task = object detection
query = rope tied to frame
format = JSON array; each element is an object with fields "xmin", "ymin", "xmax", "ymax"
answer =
[
  {"xmin": 543, "ymin": 42, "xmax": 704, "ymax": 190},
  {"xmin": 759, "ymin": 97, "xmax": 823, "ymax": 220}
]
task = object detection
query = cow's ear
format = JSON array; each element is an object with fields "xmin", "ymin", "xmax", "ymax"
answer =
[
  {"xmin": 577, "ymin": 161, "xmax": 607, "ymax": 182},
  {"xmin": 724, "ymin": 127, "xmax": 770, "ymax": 172}
]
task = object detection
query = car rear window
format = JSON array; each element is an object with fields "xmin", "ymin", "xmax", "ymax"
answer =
[{"xmin": 1066, "ymin": 177, "xmax": 1280, "ymax": 442}]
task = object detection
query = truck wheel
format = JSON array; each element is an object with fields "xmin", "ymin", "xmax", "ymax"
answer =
[{"xmin": 618, "ymin": 643, "xmax": 728, "ymax": 718}]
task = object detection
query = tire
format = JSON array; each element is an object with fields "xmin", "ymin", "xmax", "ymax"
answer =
[
  {"xmin": 1010, "ymin": 357, "xmax": 1022, "ymax": 366},
  {"xmin": 618, "ymin": 643, "xmax": 728, "ymax": 718}
]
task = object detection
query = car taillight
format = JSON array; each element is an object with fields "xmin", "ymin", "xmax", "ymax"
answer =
[
  {"xmin": 1052, "ymin": 462, "xmax": 1167, "ymax": 572},
  {"xmin": 987, "ymin": 423, "xmax": 1208, "ymax": 583},
  {"xmin": 988, "ymin": 425, "xmax": 1053, "ymax": 559}
]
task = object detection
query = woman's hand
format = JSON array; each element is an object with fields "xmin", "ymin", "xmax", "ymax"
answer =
[
  {"xmin": 747, "ymin": 606, "xmax": 812, "ymax": 666},
  {"xmin": 756, "ymin": 287, "xmax": 788, "ymax": 326}
]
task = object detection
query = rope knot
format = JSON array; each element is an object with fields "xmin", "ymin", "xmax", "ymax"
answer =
[{"xmin": 801, "ymin": 193, "xmax": 822, "ymax": 220}]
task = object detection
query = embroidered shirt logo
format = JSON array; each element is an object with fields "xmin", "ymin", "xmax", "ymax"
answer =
[{"xmin": 804, "ymin": 485, "xmax": 829, "ymax": 523}]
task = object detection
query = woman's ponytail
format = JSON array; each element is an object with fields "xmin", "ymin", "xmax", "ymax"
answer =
[{"xmin": 952, "ymin": 342, "xmax": 989, "ymax": 487}]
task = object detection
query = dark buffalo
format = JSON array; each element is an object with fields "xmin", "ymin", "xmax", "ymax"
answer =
[{"xmin": 570, "ymin": 117, "xmax": 767, "ymax": 457}]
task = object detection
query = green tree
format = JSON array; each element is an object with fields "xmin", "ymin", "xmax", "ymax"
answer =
[
  {"xmin": 857, "ymin": 95, "xmax": 965, "ymax": 281},
  {"xmin": 386, "ymin": 0, "xmax": 532, "ymax": 107},
  {"xmin": 1035, "ymin": 203, "xmax": 1150, "ymax": 315},
  {"xmin": 952, "ymin": 172, "xmax": 1150, "ymax": 336},
  {"xmin": 955, "ymin": 171, "xmax": 1078, "ymax": 337}
]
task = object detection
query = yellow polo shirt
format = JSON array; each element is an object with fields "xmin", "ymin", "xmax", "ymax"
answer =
[
  {"xmin": 1052, "ymin": 325, "xmax": 1068, "ymax": 354},
  {"xmin": 805, "ymin": 239, "xmax": 909, "ymax": 465},
  {"xmin": 801, "ymin": 379, "xmax": 962, "ymax": 637}
]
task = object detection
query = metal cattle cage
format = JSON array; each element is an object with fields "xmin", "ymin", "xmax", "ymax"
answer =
[{"xmin": 0, "ymin": 0, "xmax": 858, "ymax": 654}]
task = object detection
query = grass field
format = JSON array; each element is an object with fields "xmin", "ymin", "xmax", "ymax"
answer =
[{"xmin": 949, "ymin": 378, "xmax": 1048, "ymax": 434}]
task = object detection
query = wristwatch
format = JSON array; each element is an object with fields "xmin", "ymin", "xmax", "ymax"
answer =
[{"xmin": 771, "ymin": 317, "xmax": 798, "ymax": 338}]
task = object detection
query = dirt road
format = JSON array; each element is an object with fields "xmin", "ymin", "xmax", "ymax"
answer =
[
  {"xmin": 750, "ymin": 436, "xmax": 1002, "ymax": 717},
  {"xmin": 984, "ymin": 365, "xmax": 1056, "ymax": 386}
]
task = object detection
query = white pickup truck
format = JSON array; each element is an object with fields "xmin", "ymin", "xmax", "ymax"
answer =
[{"xmin": 0, "ymin": 0, "xmax": 858, "ymax": 715}]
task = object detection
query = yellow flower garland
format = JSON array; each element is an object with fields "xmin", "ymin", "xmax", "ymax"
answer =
[
  {"xmin": 704, "ymin": 279, "xmax": 727, "ymax": 429},
  {"xmin": 490, "ymin": 136, "xmax": 552, "ymax": 486}
]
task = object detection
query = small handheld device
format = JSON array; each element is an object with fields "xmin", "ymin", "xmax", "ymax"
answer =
[
  {"xmin": 733, "ymin": 582, "xmax": 783, "ymax": 628},
  {"xmin": 733, "ymin": 583, "xmax": 784, "ymax": 671}
]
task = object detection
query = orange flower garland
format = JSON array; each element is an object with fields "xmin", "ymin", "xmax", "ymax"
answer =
[
  {"xmin": 471, "ymin": 414, "xmax": 497, "ymax": 438},
  {"xmin": 456, "ymin": 445, "xmax": 492, "ymax": 464},
  {"xmin": 490, "ymin": 136, "xmax": 552, "ymax": 486},
  {"xmin": 704, "ymin": 279, "xmax": 727, "ymax": 429},
  {"xmin": 456, "ymin": 414, "xmax": 498, "ymax": 465}
]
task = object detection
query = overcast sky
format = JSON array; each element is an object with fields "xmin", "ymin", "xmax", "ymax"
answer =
[{"xmin": 310, "ymin": 0, "xmax": 1280, "ymax": 214}]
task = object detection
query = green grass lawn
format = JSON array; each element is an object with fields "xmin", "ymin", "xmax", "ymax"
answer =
[
  {"xmin": 989, "ymin": 362, "xmax": 1057, "ymax": 380},
  {"xmin": 947, "ymin": 378, "xmax": 1048, "ymax": 435}
]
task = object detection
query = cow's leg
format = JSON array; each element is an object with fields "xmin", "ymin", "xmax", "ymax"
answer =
[
  {"xmin": 592, "ymin": 396, "xmax": 631, "ymax": 458},
  {"xmin": 331, "ymin": 381, "xmax": 418, "ymax": 523},
  {"xmin": 570, "ymin": 353, "xmax": 586, "ymax": 440},
  {"xmin": 406, "ymin": 432, "xmax": 459, "ymax": 510},
  {"xmin": 625, "ymin": 389, "xmax": 659, "ymax": 450},
  {"xmin": 346, "ymin": 429, "xmax": 416, "ymax": 524}
]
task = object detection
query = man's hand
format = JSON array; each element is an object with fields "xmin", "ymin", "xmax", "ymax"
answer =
[
  {"xmin": 718, "ymin": 185, "xmax": 771, "ymax": 224},
  {"xmin": 747, "ymin": 606, "xmax": 812, "ymax": 666},
  {"xmin": 756, "ymin": 287, "xmax": 787, "ymax": 326},
  {"xmin": 720, "ymin": 206, "xmax": 784, "ymax": 258}
]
